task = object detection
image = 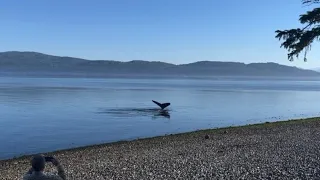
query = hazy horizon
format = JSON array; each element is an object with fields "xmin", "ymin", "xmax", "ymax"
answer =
[{"xmin": 0, "ymin": 0, "xmax": 319, "ymax": 69}]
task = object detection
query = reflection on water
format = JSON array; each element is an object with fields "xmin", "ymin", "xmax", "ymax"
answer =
[{"xmin": 99, "ymin": 108, "xmax": 171, "ymax": 119}]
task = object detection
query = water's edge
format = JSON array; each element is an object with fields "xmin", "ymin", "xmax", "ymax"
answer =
[{"xmin": 1, "ymin": 116, "xmax": 319, "ymax": 162}]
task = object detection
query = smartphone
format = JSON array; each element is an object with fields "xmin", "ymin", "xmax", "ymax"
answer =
[{"xmin": 44, "ymin": 156, "xmax": 54, "ymax": 162}]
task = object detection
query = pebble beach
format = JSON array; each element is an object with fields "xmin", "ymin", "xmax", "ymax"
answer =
[{"xmin": 1, "ymin": 117, "xmax": 320, "ymax": 179}]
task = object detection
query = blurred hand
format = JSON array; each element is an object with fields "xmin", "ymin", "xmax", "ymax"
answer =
[
  {"xmin": 27, "ymin": 167, "xmax": 34, "ymax": 174},
  {"xmin": 51, "ymin": 157, "xmax": 60, "ymax": 166}
]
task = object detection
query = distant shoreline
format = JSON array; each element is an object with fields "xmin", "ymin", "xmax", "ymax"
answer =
[
  {"xmin": 1, "ymin": 73, "xmax": 320, "ymax": 81},
  {"xmin": 1, "ymin": 51, "xmax": 320, "ymax": 78}
]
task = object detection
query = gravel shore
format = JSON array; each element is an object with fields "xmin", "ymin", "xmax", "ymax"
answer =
[{"xmin": 1, "ymin": 118, "xmax": 320, "ymax": 179}]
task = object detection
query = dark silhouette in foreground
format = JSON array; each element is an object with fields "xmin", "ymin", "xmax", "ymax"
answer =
[
  {"xmin": 23, "ymin": 155, "xmax": 66, "ymax": 180},
  {"xmin": 152, "ymin": 100, "xmax": 170, "ymax": 110}
]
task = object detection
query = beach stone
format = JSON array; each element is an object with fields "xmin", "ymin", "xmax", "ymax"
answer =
[{"xmin": 1, "ymin": 118, "xmax": 320, "ymax": 180}]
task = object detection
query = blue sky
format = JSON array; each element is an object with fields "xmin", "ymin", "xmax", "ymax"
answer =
[{"xmin": 0, "ymin": 0, "xmax": 319, "ymax": 69}]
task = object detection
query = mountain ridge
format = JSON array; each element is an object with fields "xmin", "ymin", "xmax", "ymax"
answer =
[
  {"xmin": 0, "ymin": 51, "xmax": 319, "ymax": 78},
  {"xmin": 311, "ymin": 68, "xmax": 320, "ymax": 72}
]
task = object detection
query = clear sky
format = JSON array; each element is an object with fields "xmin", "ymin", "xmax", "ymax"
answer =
[{"xmin": 0, "ymin": 0, "xmax": 319, "ymax": 69}]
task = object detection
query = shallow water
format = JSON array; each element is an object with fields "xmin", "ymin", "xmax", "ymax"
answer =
[{"xmin": 1, "ymin": 76, "xmax": 320, "ymax": 159}]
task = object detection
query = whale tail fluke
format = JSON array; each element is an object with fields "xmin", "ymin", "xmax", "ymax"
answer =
[{"xmin": 152, "ymin": 100, "xmax": 170, "ymax": 110}]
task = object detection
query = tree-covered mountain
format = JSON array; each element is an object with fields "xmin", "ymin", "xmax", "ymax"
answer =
[{"xmin": 0, "ymin": 51, "xmax": 319, "ymax": 77}]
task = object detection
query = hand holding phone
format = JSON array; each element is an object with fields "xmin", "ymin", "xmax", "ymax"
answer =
[
  {"xmin": 44, "ymin": 156, "xmax": 60, "ymax": 166},
  {"xmin": 44, "ymin": 156, "xmax": 54, "ymax": 162}
]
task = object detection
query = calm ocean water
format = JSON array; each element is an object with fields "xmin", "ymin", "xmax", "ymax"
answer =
[{"xmin": 1, "ymin": 76, "xmax": 320, "ymax": 160}]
